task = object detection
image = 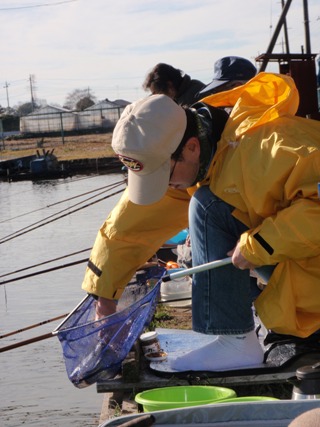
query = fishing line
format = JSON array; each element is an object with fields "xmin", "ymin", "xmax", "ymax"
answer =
[
  {"xmin": 0, "ymin": 247, "xmax": 92, "ymax": 279},
  {"xmin": 0, "ymin": 185, "xmax": 125, "ymax": 244},
  {"xmin": 0, "ymin": 296, "xmax": 193, "ymax": 352},
  {"xmin": 0, "ymin": 182, "xmax": 121, "ymax": 241},
  {"xmin": 0, "ymin": 257, "xmax": 88, "ymax": 286},
  {"xmin": 0, "ymin": 313, "xmax": 69, "ymax": 339},
  {"xmin": 0, "ymin": 333, "xmax": 54, "ymax": 353},
  {"xmin": 0, "ymin": 178, "xmax": 125, "ymax": 224},
  {"xmin": 63, "ymin": 168, "xmax": 125, "ymax": 184},
  {"xmin": 0, "ymin": 305, "xmax": 180, "ymax": 352}
]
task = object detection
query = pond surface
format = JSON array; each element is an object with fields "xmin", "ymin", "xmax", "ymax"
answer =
[{"xmin": 0, "ymin": 173, "xmax": 125, "ymax": 427}]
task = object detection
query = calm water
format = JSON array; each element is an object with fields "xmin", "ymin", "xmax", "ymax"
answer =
[{"xmin": 0, "ymin": 173, "xmax": 126, "ymax": 427}]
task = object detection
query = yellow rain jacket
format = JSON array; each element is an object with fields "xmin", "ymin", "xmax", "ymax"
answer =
[{"xmin": 82, "ymin": 72, "xmax": 320, "ymax": 338}]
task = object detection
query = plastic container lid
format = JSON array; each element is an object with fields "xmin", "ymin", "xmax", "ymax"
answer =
[{"xmin": 140, "ymin": 331, "xmax": 158, "ymax": 342}]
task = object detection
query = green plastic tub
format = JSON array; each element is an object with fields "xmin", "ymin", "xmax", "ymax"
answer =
[{"xmin": 135, "ymin": 385, "xmax": 237, "ymax": 412}]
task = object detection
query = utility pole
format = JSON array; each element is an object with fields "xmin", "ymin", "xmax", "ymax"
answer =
[
  {"xmin": 3, "ymin": 81, "xmax": 10, "ymax": 108},
  {"xmin": 29, "ymin": 74, "xmax": 36, "ymax": 111}
]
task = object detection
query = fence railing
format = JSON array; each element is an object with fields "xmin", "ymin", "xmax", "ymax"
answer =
[{"xmin": 19, "ymin": 106, "xmax": 125, "ymax": 136}]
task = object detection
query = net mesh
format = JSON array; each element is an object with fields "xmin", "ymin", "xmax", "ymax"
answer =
[{"xmin": 55, "ymin": 266, "xmax": 166, "ymax": 388}]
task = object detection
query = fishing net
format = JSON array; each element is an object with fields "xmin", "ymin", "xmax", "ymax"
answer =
[{"xmin": 55, "ymin": 265, "xmax": 166, "ymax": 388}]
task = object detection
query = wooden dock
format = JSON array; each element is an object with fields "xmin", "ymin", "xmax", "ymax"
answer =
[{"xmin": 97, "ymin": 340, "xmax": 320, "ymax": 424}]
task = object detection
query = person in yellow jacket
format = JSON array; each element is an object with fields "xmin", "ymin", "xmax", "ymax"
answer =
[{"xmin": 82, "ymin": 72, "xmax": 320, "ymax": 371}]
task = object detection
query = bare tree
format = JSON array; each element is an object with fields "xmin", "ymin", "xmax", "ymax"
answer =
[
  {"xmin": 76, "ymin": 96, "xmax": 95, "ymax": 111},
  {"xmin": 63, "ymin": 88, "xmax": 97, "ymax": 110},
  {"xmin": 16, "ymin": 101, "xmax": 39, "ymax": 116}
]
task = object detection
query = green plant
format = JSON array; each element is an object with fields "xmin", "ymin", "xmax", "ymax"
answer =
[{"xmin": 147, "ymin": 306, "xmax": 173, "ymax": 330}]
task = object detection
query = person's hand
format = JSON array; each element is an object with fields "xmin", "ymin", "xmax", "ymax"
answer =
[
  {"xmin": 95, "ymin": 297, "xmax": 117, "ymax": 320},
  {"xmin": 227, "ymin": 241, "xmax": 258, "ymax": 270}
]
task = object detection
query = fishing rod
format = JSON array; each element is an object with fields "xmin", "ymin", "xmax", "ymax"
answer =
[
  {"xmin": 0, "ymin": 179, "xmax": 126, "ymax": 224},
  {"xmin": 0, "ymin": 313, "xmax": 69, "ymax": 339},
  {"xmin": 0, "ymin": 259, "xmax": 233, "ymax": 352},
  {"xmin": 0, "ymin": 296, "xmax": 90, "ymax": 353},
  {"xmin": 0, "ymin": 184, "xmax": 125, "ymax": 244},
  {"xmin": 0, "ymin": 298, "xmax": 193, "ymax": 353},
  {"xmin": 0, "ymin": 295, "xmax": 193, "ymax": 353},
  {"xmin": 0, "ymin": 247, "xmax": 92, "ymax": 279},
  {"xmin": 0, "ymin": 187, "xmax": 124, "ymax": 244},
  {"xmin": 0, "ymin": 332, "xmax": 55, "ymax": 353},
  {"xmin": 0, "ymin": 292, "xmax": 190, "ymax": 341},
  {"xmin": 0, "ymin": 257, "xmax": 88, "ymax": 286}
]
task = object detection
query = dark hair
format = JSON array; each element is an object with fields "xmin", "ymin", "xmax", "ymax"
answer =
[
  {"xmin": 171, "ymin": 109, "xmax": 198, "ymax": 161},
  {"xmin": 143, "ymin": 63, "xmax": 184, "ymax": 94}
]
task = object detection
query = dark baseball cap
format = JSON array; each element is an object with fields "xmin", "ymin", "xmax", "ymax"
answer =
[{"xmin": 199, "ymin": 56, "xmax": 257, "ymax": 95}]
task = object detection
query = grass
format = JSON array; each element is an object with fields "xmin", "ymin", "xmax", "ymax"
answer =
[
  {"xmin": 0, "ymin": 132, "xmax": 115, "ymax": 161},
  {"xmin": 147, "ymin": 306, "xmax": 174, "ymax": 330},
  {"xmin": 147, "ymin": 304, "xmax": 192, "ymax": 331}
]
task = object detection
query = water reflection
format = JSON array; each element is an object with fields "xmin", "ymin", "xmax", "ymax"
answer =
[{"xmin": 0, "ymin": 174, "xmax": 125, "ymax": 427}]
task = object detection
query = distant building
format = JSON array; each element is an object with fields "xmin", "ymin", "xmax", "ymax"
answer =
[
  {"xmin": 78, "ymin": 99, "xmax": 128, "ymax": 130},
  {"xmin": 20, "ymin": 100, "xmax": 130, "ymax": 134},
  {"xmin": 20, "ymin": 105, "xmax": 77, "ymax": 134},
  {"xmin": 113, "ymin": 99, "xmax": 131, "ymax": 108}
]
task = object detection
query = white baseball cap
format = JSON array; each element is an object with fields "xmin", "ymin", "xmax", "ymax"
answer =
[{"xmin": 112, "ymin": 94, "xmax": 187, "ymax": 205}]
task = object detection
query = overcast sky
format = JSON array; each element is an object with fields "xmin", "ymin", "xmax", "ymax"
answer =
[{"xmin": 0, "ymin": 0, "xmax": 319, "ymax": 108}]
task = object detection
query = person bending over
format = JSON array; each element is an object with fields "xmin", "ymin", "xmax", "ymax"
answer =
[{"xmin": 82, "ymin": 72, "xmax": 320, "ymax": 372}]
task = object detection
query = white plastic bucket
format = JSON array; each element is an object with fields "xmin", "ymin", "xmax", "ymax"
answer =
[{"xmin": 160, "ymin": 269, "xmax": 191, "ymax": 307}]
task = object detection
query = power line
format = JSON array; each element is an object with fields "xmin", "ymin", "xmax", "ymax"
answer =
[{"xmin": 0, "ymin": 0, "xmax": 79, "ymax": 11}]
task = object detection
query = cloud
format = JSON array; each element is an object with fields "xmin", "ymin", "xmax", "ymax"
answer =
[{"xmin": 0, "ymin": 0, "xmax": 319, "ymax": 106}]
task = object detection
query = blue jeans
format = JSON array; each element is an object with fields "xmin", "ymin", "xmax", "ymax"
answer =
[{"xmin": 190, "ymin": 186, "xmax": 258, "ymax": 335}]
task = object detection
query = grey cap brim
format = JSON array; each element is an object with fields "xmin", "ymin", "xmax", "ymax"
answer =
[
  {"xmin": 198, "ymin": 79, "xmax": 228, "ymax": 95},
  {"xmin": 127, "ymin": 158, "xmax": 171, "ymax": 205}
]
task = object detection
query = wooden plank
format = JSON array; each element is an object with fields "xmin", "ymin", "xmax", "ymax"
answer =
[
  {"xmin": 97, "ymin": 352, "xmax": 320, "ymax": 394},
  {"xmin": 97, "ymin": 371, "xmax": 287, "ymax": 393},
  {"xmin": 99, "ymin": 348, "xmax": 320, "ymax": 421}
]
